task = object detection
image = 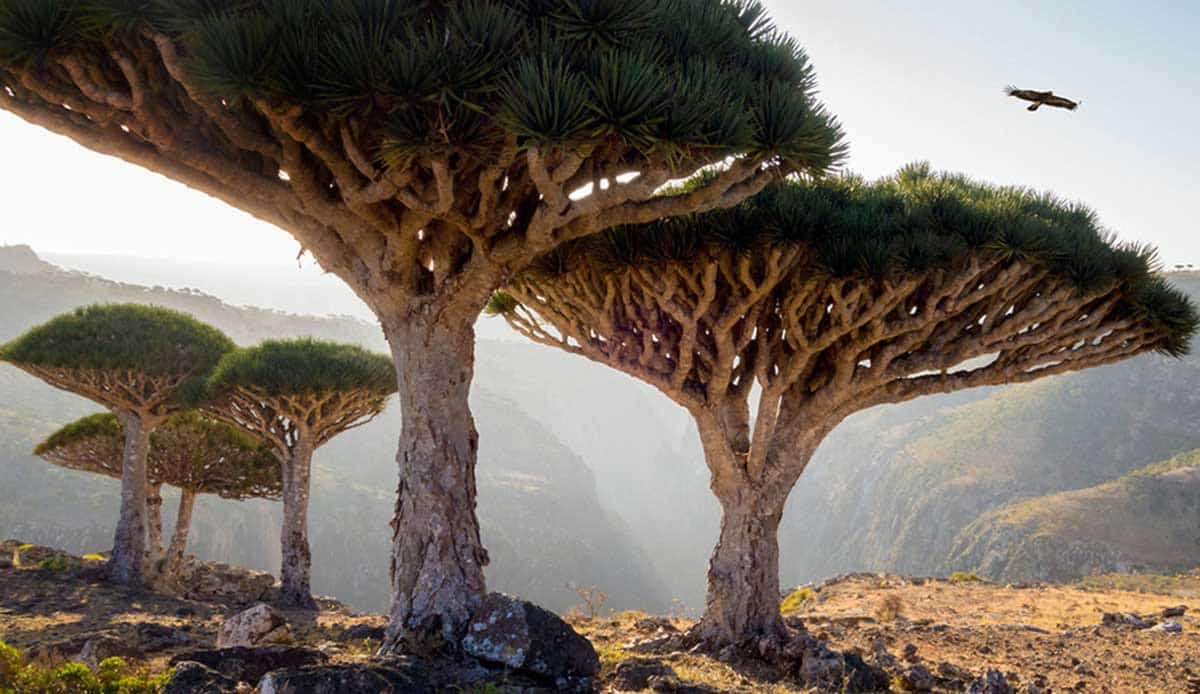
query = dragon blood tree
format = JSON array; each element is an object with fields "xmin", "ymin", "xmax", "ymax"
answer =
[
  {"xmin": 204, "ymin": 339, "xmax": 395, "ymax": 608},
  {"xmin": 35, "ymin": 412, "xmax": 281, "ymax": 577},
  {"xmin": 494, "ymin": 165, "xmax": 1198, "ymax": 648},
  {"xmin": 1, "ymin": 305, "xmax": 233, "ymax": 585},
  {"xmin": 0, "ymin": 0, "xmax": 844, "ymax": 648}
]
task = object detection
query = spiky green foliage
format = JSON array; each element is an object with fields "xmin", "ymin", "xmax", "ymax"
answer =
[
  {"xmin": 207, "ymin": 338, "xmax": 397, "ymax": 398},
  {"xmin": 0, "ymin": 304, "xmax": 234, "ymax": 377},
  {"xmin": 521, "ymin": 163, "xmax": 1198, "ymax": 357},
  {"xmin": 35, "ymin": 411, "xmax": 281, "ymax": 499},
  {"xmin": 0, "ymin": 0, "xmax": 844, "ymax": 170}
]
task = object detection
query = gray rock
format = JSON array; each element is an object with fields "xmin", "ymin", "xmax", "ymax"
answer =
[
  {"xmin": 162, "ymin": 662, "xmax": 239, "ymax": 694},
  {"xmin": 133, "ymin": 622, "xmax": 193, "ymax": 652},
  {"xmin": 256, "ymin": 660, "xmax": 433, "ymax": 694},
  {"xmin": 1100, "ymin": 612, "xmax": 1150, "ymax": 629},
  {"xmin": 967, "ymin": 669, "xmax": 1015, "ymax": 694},
  {"xmin": 1162, "ymin": 605, "xmax": 1188, "ymax": 618},
  {"xmin": 902, "ymin": 664, "xmax": 938, "ymax": 691},
  {"xmin": 168, "ymin": 645, "xmax": 328, "ymax": 684},
  {"xmin": 216, "ymin": 603, "xmax": 292, "ymax": 648},
  {"xmin": 611, "ymin": 657, "xmax": 676, "ymax": 691},
  {"xmin": 38, "ymin": 631, "xmax": 142, "ymax": 668},
  {"xmin": 163, "ymin": 558, "xmax": 274, "ymax": 605},
  {"xmin": 461, "ymin": 592, "xmax": 599, "ymax": 679},
  {"xmin": 1150, "ymin": 620, "xmax": 1183, "ymax": 633}
]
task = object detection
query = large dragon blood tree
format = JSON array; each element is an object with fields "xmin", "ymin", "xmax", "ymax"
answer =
[
  {"xmin": 0, "ymin": 0, "xmax": 844, "ymax": 648},
  {"xmin": 493, "ymin": 164, "xmax": 1198, "ymax": 648},
  {"xmin": 35, "ymin": 411, "xmax": 281, "ymax": 578},
  {"xmin": 204, "ymin": 339, "xmax": 395, "ymax": 608},
  {"xmin": 0, "ymin": 304, "xmax": 233, "ymax": 585}
]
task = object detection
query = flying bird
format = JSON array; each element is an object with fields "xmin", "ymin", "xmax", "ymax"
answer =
[{"xmin": 1005, "ymin": 86, "xmax": 1080, "ymax": 112}]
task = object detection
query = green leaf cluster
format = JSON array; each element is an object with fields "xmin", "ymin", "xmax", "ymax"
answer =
[
  {"xmin": 520, "ymin": 162, "xmax": 1198, "ymax": 356},
  {"xmin": 206, "ymin": 338, "xmax": 396, "ymax": 399},
  {"xmin": 0, "ymin": 303, "xmax": 234, "ymax": 380},
  {"xmin": 0, "ymin": 0, "xmax": 845, "ymax": 172},
  {"xmin": 35, "ymin": 411, "xmax": 281, "ymax": 498}
]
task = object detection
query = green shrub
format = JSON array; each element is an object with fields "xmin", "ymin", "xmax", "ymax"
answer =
[
  {"xmin": 0, "ymin": 642, "xmax": 168, "ymax": 694},
  {"xmin": 949, "ymin": 571, "xmax": 984, "ymax": 584},
  {"xmin": 37, "ymin": 557, "xmax": 69, "ymax": 572},
  {"xmin": 780, "ymin": 587, "xmax": 816, "ymax": 614}
]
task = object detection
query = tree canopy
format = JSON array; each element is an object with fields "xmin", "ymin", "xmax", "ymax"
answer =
[
  {"xmin": 35, "ymin": 411, "xmax": 281, "ymax": 500},
  {"xmin": 495, "ymin": 164, "xmax": 1199, "ymax": 646},
  {"xmin": 0, "ymin": 0, "xmax": 843, "ymax": 309},
  {"xmin": 207, "ymin": 338, "xmax": 397, "ymax": 399},
  {"xmin": 1, "ymin": 303, "xmax": 234, "ymax": 391}
]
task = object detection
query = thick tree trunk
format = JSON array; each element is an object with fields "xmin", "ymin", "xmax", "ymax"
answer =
[
  {"xmin": 279, "ymin": 444, "xmax": 316, "ymax": 609},
  {"xmin": 146, "ymin": 483, "xmax": 164, "ymax": 573},
  {"xmin": 696, "ymin": 486, "xmax": 791, "ymax": 647},
  {"xmin": 109, "ymin": 413, "xmax": 150, "ymax": 585},
  {"xmin": 380, "ymin": 314, "xmax": 489, "ymax": 655},
  {"xmin": 165, "ymin": 488, "xmax": 196, "ymax": 577}
]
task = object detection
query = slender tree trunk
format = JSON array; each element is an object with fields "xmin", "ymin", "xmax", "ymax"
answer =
[
  {"xmin": 146, "ymin": 483, "xmax": 164, "ymax": 574},
  {"xmin": 697, "ymin": 485, "xmax": 791, "ymax": 647},
  {"xmin": 380, "ymin": 314, "xmax": 489, "ymax": 655},
  {"xmin": 110, "ymin": 413, "xmax": 150, "ymax": 585},
  {"xmin": 165, "ymin": 489, "xmax": 196, "ymax": 577},
  {"xmin": 279, "ymin": 443, "xmax": 316, "ymax": 609}
]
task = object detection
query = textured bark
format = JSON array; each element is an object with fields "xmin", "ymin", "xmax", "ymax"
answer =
[
  {"xmin": 280, "ymin": 443, "xmax": 316, "ymax": 609},
  {"xmin": 146, "ymin": 483, "xmax": 164, "ymax": 570},
  {"xmin": 109, "ymin": 413, "xmax": 151, "ymax": 585},
  {"xmin": 381, "ymin": 314, "xmax": 488, "ymax": 655},
  {"xmin": 697, "ymin": 487, "xmax": 790, "ymax": 646},
  {"xmin": 166, "ymin": 488, "xmax": 196, "ymax": 577}
]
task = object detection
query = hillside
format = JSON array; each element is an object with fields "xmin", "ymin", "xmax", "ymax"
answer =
[
  {"xmin": 0, "ymin": 245, "xmax": 669, "ymax": 614},
  {"xmin": 779, "ymin": 275, "xmax": 1200, "ymax": 586},
  {"xmin": 947, "ymin": 450, "xmax": 1200, "ymax": 582}
]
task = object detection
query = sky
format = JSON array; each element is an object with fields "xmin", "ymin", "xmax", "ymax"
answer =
[{"xmin": 0, "ymin": 1, "xmax": 1197, "ymax": 267}]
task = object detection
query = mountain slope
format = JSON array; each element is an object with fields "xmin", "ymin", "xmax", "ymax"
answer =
[{"xmin": 946, "ymin": 449, "xmax": 1200, "ymax": 582}]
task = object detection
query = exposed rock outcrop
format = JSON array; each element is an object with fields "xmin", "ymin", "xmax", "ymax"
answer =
[
  {"xmin": 462, "ymin": 592, "xmax": 599, "ymax": 680},
  {"xmin": 216, "ymin": 604, "xmax": 293, "ymax": 648}
]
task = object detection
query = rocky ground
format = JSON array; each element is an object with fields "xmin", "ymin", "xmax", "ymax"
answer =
[{"xmin": 2, "ymin": 544, "xmax": 1199, "ymax": 692}]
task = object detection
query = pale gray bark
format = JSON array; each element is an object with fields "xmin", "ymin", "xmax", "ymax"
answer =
[
  {"xmin": 109, "ymin": 412, "xmax": 150, "ymax": 585},
  {"xmin": 280, "ymin": 443, "xmax": 316, "ymax": 609},
  {"xmin": 166, "ymin": 488, "xmax": 196, "ymax": 577},
  {"xmin": 146, "ymin": 482, "xmax": 164, "ymax": 572},
  {"xmin": 381, "ymin": 316, "xmax": 488, "ymax": 655}
]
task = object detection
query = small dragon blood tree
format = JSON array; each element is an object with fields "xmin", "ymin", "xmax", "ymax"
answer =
[
  {"xmin": 2, "ymin": 304, "xmax": 234, "ymax": 585},
  {"xmin": 0, "ymin": 0, "xmax": 843, "ymax": 648},
  {"xmin": 204, "ymin": 339, "xmax": 396, "ymax": 608},
  {"xmin": 35, "ymin": 411, "xmax": 281, "ymax": 577},
  {"xmin": 493, "ymin": 164, "xmax": 1198, "ymax": 649}
]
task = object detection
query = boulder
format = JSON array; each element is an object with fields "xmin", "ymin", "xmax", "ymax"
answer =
[
  {"xmin": 168, "ymin": 646, "xmax": 327, "ymax": 684},
  {"xmin": 1100, "ymin": 612, "xmax": 1150, "ymax": 629},
  {"xmin": 967, "ymin": 669, "xmax": 1015, "ymax": 694},
  {"xmin": 162, "ymin": 559, "xmax": 274, "ymax": 605},
  {"xmin": 256, "ymin": 660, "xmax": 434, "ymax": 694},
  {"xmin": 162, "ymin": 662, "xmax": 239, "ymax": 694},
  {"xmin": 37, "ymin": 631, "xmax": 142, "ymax": 668},
  {"xmin": 1162, "ymin": 605, "xmax": 1188, "ymax": 618},
  {"xmin": 1150, "ymin": 620, "xmax": 1182, "ymax": 633},
  {"xmin": 611, "ymin": 658, "xmax": 676, "ymax": 691},
  {"xmin": 216, "ymin": 604, "xmax": 293, "ymax": 648},
  {"xmin": 461, "ymin": 592, "xmax": 599, "ymax": 679},
  {"xmin": 902, "ymin": 664, "xmax": 938, "ymax": 691},
  {"xmin": 133, "ymin": 622, "xmax": 193, "ymax": 652}
]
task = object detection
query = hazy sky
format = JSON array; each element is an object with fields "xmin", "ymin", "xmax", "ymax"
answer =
[{"xmin": 0, "ymin": 1, "xmax": 1196, "ymax": 267}]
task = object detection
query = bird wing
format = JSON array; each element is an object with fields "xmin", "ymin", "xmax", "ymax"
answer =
[{"xmin": 1042, "ymin": 94, "xmax": 1080, "ymax": 110}]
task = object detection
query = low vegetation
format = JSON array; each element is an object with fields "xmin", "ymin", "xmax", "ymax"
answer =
[{"xmin": 0, "ymin": 644, "xmax": 168, "ymax": 694}]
